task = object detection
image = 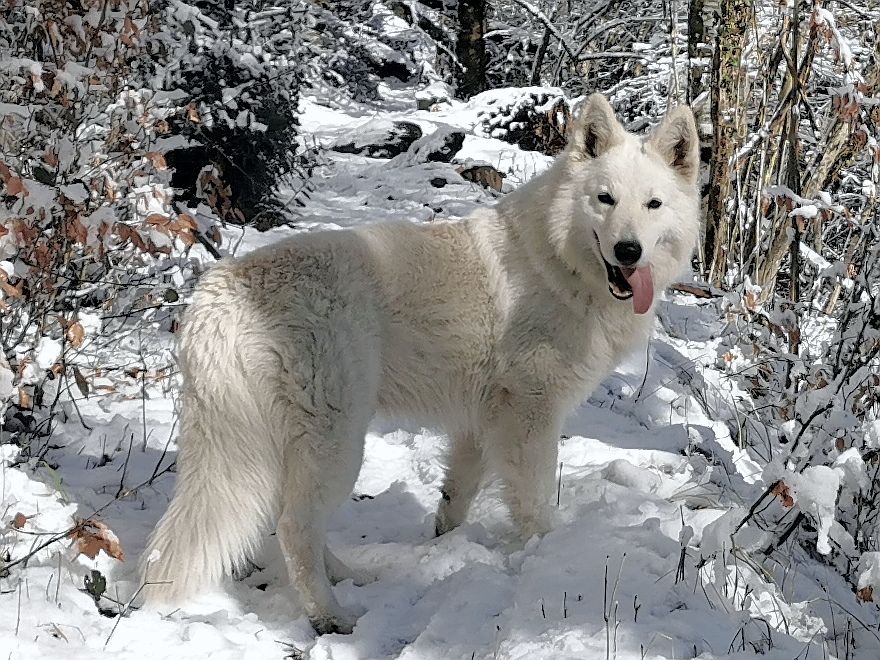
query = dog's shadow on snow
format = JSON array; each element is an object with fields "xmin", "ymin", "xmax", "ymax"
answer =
[
  {"xmin": 566, "ymin": 322, "xmax": 723, "ymax": 455},
  {"xmin": 233, "ymin": 483, "xmax": 514, "ymax": 656}
]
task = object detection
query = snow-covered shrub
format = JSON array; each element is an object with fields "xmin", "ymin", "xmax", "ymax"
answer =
[
  {"xmin": 0, "ymin": 0, "xmax": 218, "ymax": 448},
  {"xmin": 702, "ymin": 2, "xmax": 880, "ymax": 605},
  {"xmin": 299, "ymin": 1, "xmax": 430, "ymax": 102},
  {"xmin": 152, "ymin": 0, "xmax": 311, "ymax": 229},
  {"xmin": 475, "ymin": 88, "xmax": 571, "ymax": 155}
]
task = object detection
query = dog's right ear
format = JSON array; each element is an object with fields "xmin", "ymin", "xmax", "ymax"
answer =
[{"xmin": 570, "ymin": 94, "xmax": 625, "ymax": 160}]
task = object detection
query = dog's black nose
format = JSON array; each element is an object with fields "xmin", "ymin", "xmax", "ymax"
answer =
[{"xmin": 613, "ymin": 240, "xmax": 642, "ymax": 266}]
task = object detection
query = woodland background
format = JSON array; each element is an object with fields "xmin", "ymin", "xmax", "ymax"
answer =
[{"xmin": 1, "ymin": 1, "xmax": 880, "ymax": 658}]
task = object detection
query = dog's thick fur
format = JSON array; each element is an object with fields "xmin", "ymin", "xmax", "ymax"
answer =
[{"xmin": 141, "ymin": 95, "xmax": 701, "ymax": 633}]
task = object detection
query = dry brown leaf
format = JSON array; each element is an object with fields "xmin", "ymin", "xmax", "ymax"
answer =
[
  {"xmin": 5, "ymin": 175, "xmax": 26, "ymax": 197},
  {"xmin": 12, "ymin": 512, "xmax": 27, "ymax": 529},
  {"xmin": 69, "ymin": 519, "xmax": 125, "ymax": 561},
  {"xmin": 124, "ymin": 16, "xmax": 140, "ymax": 37},
  {"xmin": 187, "ymin": 103, "xmax": 201, "ymax": 123},
  {"xmin": 0, "ymin": 162, "xmax": 26, "ymax": 197},
  {"xmin": 177, "ymin": 230, "xmax": 195, "ymax": 247},
  {"xmin": 19, "ymin": 388, "xmax": 31, "ymax": 410},
  {"xmin": 67, "ymin": 321, "xmax": 85, "ymax": 347},
  {"xmin": 743, "ymin": 290, "xmax": 759, "ymax": 312},
  {"xmin": 0, "ymin": 277, "xmax": 23, "ymax": 299},
  {"xmin": 73, "ymin": 366, "xmax": 89, "ymax": 398},
  {"xmin": 177, "ymin": 213, "xmax": 197, "ymax": 230},
  {"xmin": 145, "ymin": 213, "xmax": 171, "ymax": 227},
  {"xmin": 67, "ymin": 216, "xmax": 88, "ymax": 244},
  {"xmin": 858, "ymin": 586, "xmax": 873, "ymax": 602},
  {"xmin": 146, "ymin": 151, "xmax": 167, "ymax": 170},
  {"xmin": 771, "ymin": 480, "xmax": 794, "ymax": 508},
  {"xmin": 114, "ymin": 223, "xmax": 149, "ymax": 252},
  {"xmin": 50, "ymin": 76, "xmax": 64, "ymax": 98}
]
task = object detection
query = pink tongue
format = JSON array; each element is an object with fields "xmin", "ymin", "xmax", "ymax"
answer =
[{"xmin": 623, "ymin": 266, "xmax": 654, "ymax": 314}]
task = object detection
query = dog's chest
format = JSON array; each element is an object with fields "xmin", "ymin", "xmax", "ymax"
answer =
[{"xmin": 496, "ymin": 295, "xmax": 650, "ymax": 397}]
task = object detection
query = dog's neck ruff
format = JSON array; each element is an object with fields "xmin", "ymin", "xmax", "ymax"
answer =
[{"xmin": 506, "ymin": 208, "xmax": 602, "ymax": 317}]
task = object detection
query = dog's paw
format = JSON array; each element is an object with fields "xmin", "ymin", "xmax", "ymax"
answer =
[
  {"xmin": 433, "ymin": 515, "xmax": 454, "ymax": 537},
  {"xmin": 310, "ymin": 610, "xmax": 358, "ymax": 636},
  {"xmin": 433, "ymin": 501, "xmax": 463, "ymax": 537},
  {"xmin": 515, "ymin": 509, "xmax": 553, "ymax": 540}
]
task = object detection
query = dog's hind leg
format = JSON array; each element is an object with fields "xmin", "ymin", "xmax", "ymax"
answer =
[
  {"xmin": 277, "ymin": 418, "xmax": 366, "ymax": 635},
  {"xmin": 276, "ymin": 322, "xmax": 378, "ymax": 635},
  {"xmin": 434, "ymin": 430, "xmax": 483, "ymax": 536}
]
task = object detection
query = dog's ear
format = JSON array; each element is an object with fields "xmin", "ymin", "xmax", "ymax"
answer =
[
  {"xmin": 649, "ymin": 106, "xmax": 700, "ymax": 183},
  {"xmin": 570, "ymin": 94, "xmax": 625, "ymax": 159}
]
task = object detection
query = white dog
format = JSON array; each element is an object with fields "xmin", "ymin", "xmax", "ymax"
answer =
[{"xmin": 141, "ymin": 94, "xmax": 701, "ymax": 634}]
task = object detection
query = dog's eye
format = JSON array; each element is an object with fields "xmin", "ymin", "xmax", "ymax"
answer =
[
  {"xmin": 647, "ymin": 198, "xmax": 662, "ymax": 209},
  {"xmin": 597, "ymin": 192, "xmax": 616, "ymax": 206}
]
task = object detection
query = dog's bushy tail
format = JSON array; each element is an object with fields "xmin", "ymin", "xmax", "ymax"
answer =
[{"xmin": 140, "ymin": 278, "xmax": 281, "ymax": 605}]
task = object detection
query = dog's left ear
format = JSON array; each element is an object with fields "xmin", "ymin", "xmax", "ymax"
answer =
[
  {"xmin": 570, "ymin": 93, "xmax": 626, "ymax": 160},
  {"xmin": 649, "ymin": 106, "xmax": 700, "ymax": 183}
]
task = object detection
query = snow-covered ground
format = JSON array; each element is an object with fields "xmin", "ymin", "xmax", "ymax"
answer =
[{"xmin": 2, "ymin": 81, "xmax": 876, "ymax": 660}]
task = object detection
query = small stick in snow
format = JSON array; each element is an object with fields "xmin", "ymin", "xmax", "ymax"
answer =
[
  {"xmin": 15, "ymin": 579, "xmax": 22, "ymax": 636},
  {"xmin": 556, "ymin": 462, "xmax": 563, "ymax": 507},
  {"xmin": 115, "ymin": 433, "xmax": 134, "ymax": 499}
]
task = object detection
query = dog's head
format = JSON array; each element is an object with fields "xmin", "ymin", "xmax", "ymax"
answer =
[{"xmin": 557, "ymin": 94, "xmax": 701, "ymax": 314}]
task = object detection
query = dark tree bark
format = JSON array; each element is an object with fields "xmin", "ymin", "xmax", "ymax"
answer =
[
  {"xmin": 704, "ymin": 0, "xmax": 751, "ymax": 284},
  {"xmin": 455, "ymin": 0, "xmax": 487, "ymax": 99},
  {"xmin": 687, "ymin": 0, "xmax": 705, "ymax": 102}
]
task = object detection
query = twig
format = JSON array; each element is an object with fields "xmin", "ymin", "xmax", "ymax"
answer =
[
  {"xmin": 762, "ymin": 512, "xmax": 805, "ymax": 556},
  {"xmin": 15, "ymin": 580, "xmax": 22, "ymax": 636},
  {"xmin": 149, "ymin": 415, "xmax": 178, "ymax": 484},
  {"xmin": 103, "ymin": 580, "xmax": 151, "ymax": 650},
  {"xmin": 668, "ymin": 282, "xmax": 723, "ymax": 298},
  {"xmin": 556, "ymin": 461, "xmax": 563, "ymax": 507},
  {"xmin": 2, "ymin": 463, "xmax": 176, "ymax": 575},
  {"xmin": 115, "ymin": 433, "xmax": 134, "ymax": 499},
  {"xmin": 735, "ymin": 481, "xmax": 778, "ymax": 532}
]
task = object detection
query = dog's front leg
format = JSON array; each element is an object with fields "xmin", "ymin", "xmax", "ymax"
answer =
[{"xmin": 485, "ymin": 389, "xmax": 561, "ymax": 539}]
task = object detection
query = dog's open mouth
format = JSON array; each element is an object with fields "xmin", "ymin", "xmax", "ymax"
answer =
[
  {"xmin": 603, "ymin": 260, "xmax": 634, "ymax": 300},
  {"xmin": 594, "ymin": 232, "xmax": 655, "ymax": 315}
]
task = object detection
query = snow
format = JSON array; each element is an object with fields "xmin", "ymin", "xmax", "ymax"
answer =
[
  {"xmin": 2, "ymin": 44, "xmax": 878, "ymax": 660},
  {"xmin": 793, "ymin": 466, "xmax": 841, "ymax": 556}
]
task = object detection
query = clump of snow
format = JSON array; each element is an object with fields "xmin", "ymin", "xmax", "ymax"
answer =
[
  {"xmin": 858, "ymin": 552, "xmax": 880, "ymax": 594},
  {"xmin": 601, "ymin": 458, "xmax": 662, "ymax": 493},
  {"xmin": 792, "ymin": 466, "xmax": 841, "ymax": 555}
]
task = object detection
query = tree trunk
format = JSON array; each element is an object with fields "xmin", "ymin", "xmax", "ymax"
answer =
[
  {"xmin": 455, "ymin": 0, "xmax": 487, "ymax": 99},
  {"xmin": 704, "ymin": 0, "xmax": 751, "ymax": 285},
  {"xmin": 687, "ymin": 0, "xmax": 705, "ymax": 102},
  {"xmin": 530, "ymin": 25, "xmax": 553, "ymax": 86}
]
